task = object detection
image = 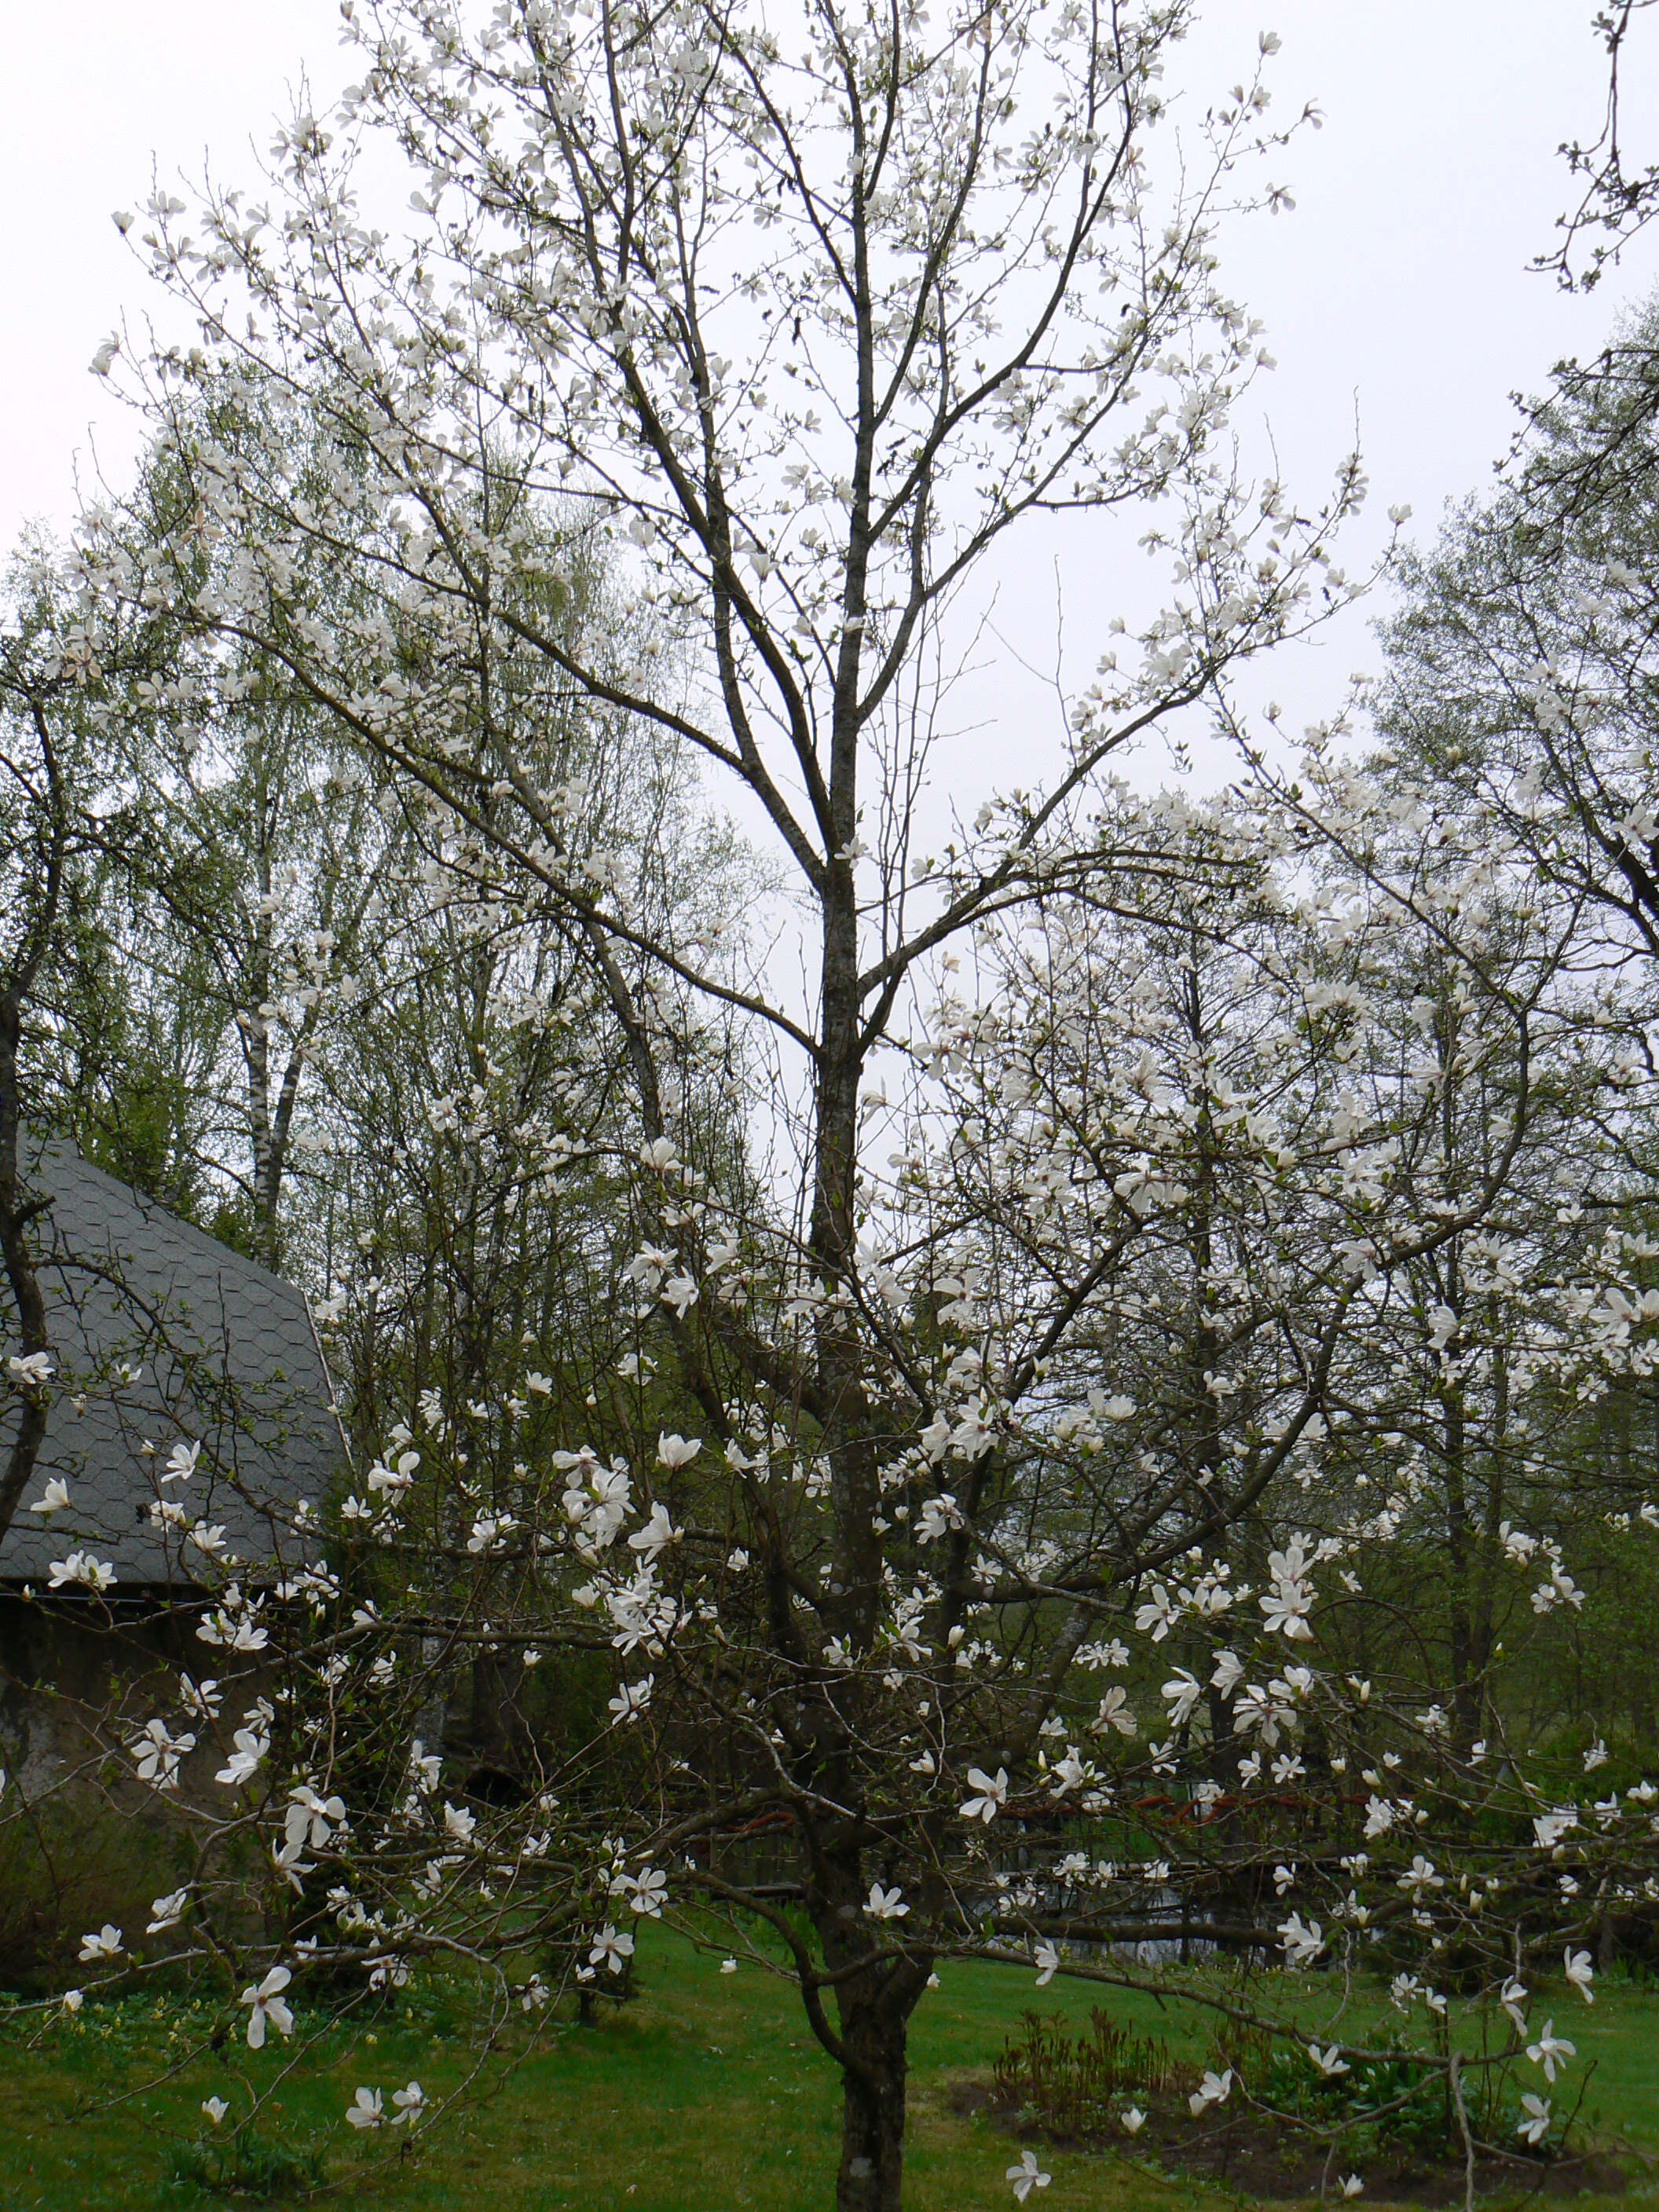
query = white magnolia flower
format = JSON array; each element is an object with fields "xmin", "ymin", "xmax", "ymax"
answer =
[
  {"xmin": 27, "ymin": 1478, "xmax": 70, "ymax": 1516},
  {"xmin": 1134, "ymin": 1584, "xmax": 1176, "ymax": 1640},
  {"xmin": 442, "ymin": 1801, "xmax": 478, "ymax": 1844},
  {"xmin": 1341, "ymin": 2176, "xmax": 1364, "ymax": 2199},
  {"xmin": 1033, "ymin": 1940, "xmax": 1060, "ymax": 1987},
  {"xmin": 163, "ymin": 1439, "xmax": 203, "ymax": 1485},
  {"xmin": 720, "ymin": 1957, "xmax": 738, "ymax": 1974},
  {"xmin": 216, "ymin": 1724, "xmax": 270, "ymax": 1787},
  {"xmin": 1161, "ymin": 1669, "xmax": 1203, "ymax": 1727},
  {"xmin": 589, "ymin": 1924, "xmax": 635, "ymax": 1974},
  {"xmin": 48, "ymin": 1551, "xmax": 117, "ymax": 1594},
  {"xmin": 132, "ymin": 1718, "xmax": 196, "ymax": 1790},
  {"xmin": 914, "ymin": 1493, "xmax": 964, "ymax": 1543},
  {"xmin": 959, "ymin": 1766, "xmax": 1008, "ymax": 1822},
  {"xmin": 7, "ymin": 1351, "xmax": 55, "ymax": 1387},
  {"xmin": 78, "ymin": 1924, "xmax": 123, "ymax": 1964},
  {"xmin": 346, "ymin": 2086, "xmax": 384, "ymax": 2130},
  {"xmin": 1309, "ymin": 2043, "xmax": 1350, "ymax": 2078},
  {"xmin": 367, "ymin": 1448, "xmax": 420, "ymax": 1496},
  {"xmin": 1260, "ymin": 1582, "xmax": 1313, "ymax": 1639},
  {"xmin": 196, "ymin": 1595, "xmax": 268, "ymax": 1652},
  {"xmin": 1526, "ymin": 2020, "xmax": 1576, "ymax": 2082},
  {"xmin": 656, "ymin": 1431, "xmax": 701, "ymax": 1469},
  {"xmin": 283, "ymin": 1785, "xmax": 346, "ymax": 1860},
  {"xmin": 202, "ymin": 2097, "xmax": 229, "ymax": 2126},
  {"xmin": 628, "ymin": 1502, "xmax": 681, "ymax": 1561},
  {"xmin": 865, "ymin": 1883, "xmax": 909, "ymax": 1921},
  {"xmin": 1046, "ymin": 1746, "xmax": 1093, "ymax": 1799},
  {"xmin": 1121, "ymin": 2106, "xmax": 1146, "ymax": 2134},
  {"xmin": 61, "ymin": 1989, "xmax": 83, "ymax": 2014},
  {"xmin": 1006, "ymin": 2149, "xmax": 1051, "ymax": 2201},
  {"xmin": 466, "ymin": 1510, "xmax": 518, "ymax": 1554},
  {"xmin": 391, "ymin": 2082, "xmax": 425, "ymax": 2126},
  {"xmin": 1278, "ymin": 1911, "xmax": 1325, "ymax": 1967},
  {"xmin": 1093, "ymin": 1686, "xmax": 1137, "ymax": 1737},
  {"xmin": 608, "ymin": 1675, "xmax": 654, "ymax": 1724},
  {"xmin": 1260, "ymin": 1540, "xmax": 1316, "ymax": 1639},
  {"xmin": 1517, "ymin": 2093, "xmax": 1551, "ymax": 2148},
  {"xmin": 240, "ymin": 1965, "xmax": 294, "ymax": 2049},
  {"xmin": 1563, "ymin": 1946, "xmax": 1595, "ymax": 2003},
  {"xmin": 1189, "ymin": 2067, "xmax": 1234, "ymax": 2115},
  {"xmin": 625, "ymin": 1866, "xmax": 668, "ymax": 1916},
  {"xmin": 147, "ymin": 1889, "xmax": 189, "ymax": 1935}
]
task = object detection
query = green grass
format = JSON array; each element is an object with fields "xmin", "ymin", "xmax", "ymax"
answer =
[{"xmin": 0, "ymin": 1935, "xmax": 1655, "ymax": 2212}]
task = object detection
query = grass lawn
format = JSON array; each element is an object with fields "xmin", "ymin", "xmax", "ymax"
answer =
[{"xmin": 1, "ymin": 1933, "xmax": 1655, "ymax": 2212}]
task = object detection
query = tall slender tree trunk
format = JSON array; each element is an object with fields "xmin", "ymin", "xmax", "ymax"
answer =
[
  {"xmin": 0, "ymin": 719, "xmax": 65, "ymax": 1544},
  {"xmin": 0, "ymin": 991, "xmax": 52, "ymax": 1544},
  {"xmin": 811, "ymin": 1844, "xmax": 925, "ymax": 2212}
]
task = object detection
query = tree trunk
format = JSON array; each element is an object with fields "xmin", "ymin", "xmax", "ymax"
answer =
[
  {"xmin": 0, "ymin": 991, "xmax": 52, "ymax": 1544},
  {"xmin": 808, "ymin": 1833, "xmax": 925, "ymax": 2212},
  {"xmin": 835, "ymin": 2005, "xmax": 910, "ymax": 2212}
]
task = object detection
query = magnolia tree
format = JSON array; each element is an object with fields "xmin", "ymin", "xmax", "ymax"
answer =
[
  {"xmin": 867, "ymin": 769, "xmax": 1659, "ymax": 2137},
  {"xmin": 5, "ymin": 2, "xmax": 1659, "ymax": 2208}
]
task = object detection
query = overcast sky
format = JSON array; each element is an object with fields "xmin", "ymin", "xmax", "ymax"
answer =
[{"xmin": 3, "ymin": 1, "xmax": 1656, "ymax": 754}]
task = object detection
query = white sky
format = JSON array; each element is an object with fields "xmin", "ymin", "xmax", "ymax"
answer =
[{"xmin": 2, "ymin": 1, "xmax": 1657, "ymax": 753}]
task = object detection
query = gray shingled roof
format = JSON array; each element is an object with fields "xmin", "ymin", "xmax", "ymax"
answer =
[{"xmin": 0, "ymin": 1133, "xmax": 344, "ymax": 1589}]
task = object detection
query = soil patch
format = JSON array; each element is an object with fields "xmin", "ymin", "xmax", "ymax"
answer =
[{"xmin": 952, "ymin": 2078, "xmax": 1632, "ymax": 2203}]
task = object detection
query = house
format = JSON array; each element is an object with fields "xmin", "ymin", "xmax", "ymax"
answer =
[{"xmin": 0, "ymin": 1131, "xmax": 346, "ymax": 1796}]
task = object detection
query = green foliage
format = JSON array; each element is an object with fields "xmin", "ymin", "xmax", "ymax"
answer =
[
  {"xmin": 1260, "ymin": 2045, "xmax": 1448, "ymax": 2154},
  {"xmin": 160, "ymin": 2125, "xmax": 329, "ymax": 2201},
  {"xmin": 991, "ymin": 2007, "xmax": 1177, "ymax": 2136}
]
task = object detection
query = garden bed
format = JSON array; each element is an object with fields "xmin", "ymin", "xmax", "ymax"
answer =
[
  {"xmin": 958, "ymin": 2075, "xmax": 1632, "ymax": 2203},
  {"xmin": 963, "ymin": 2005, "xmax": 1637, "ymax": 2204}
]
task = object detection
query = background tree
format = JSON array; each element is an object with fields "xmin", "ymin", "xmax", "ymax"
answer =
[{"xmin": 0, "ymin": 550, "xmax": 168, "ymax": 1537}]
